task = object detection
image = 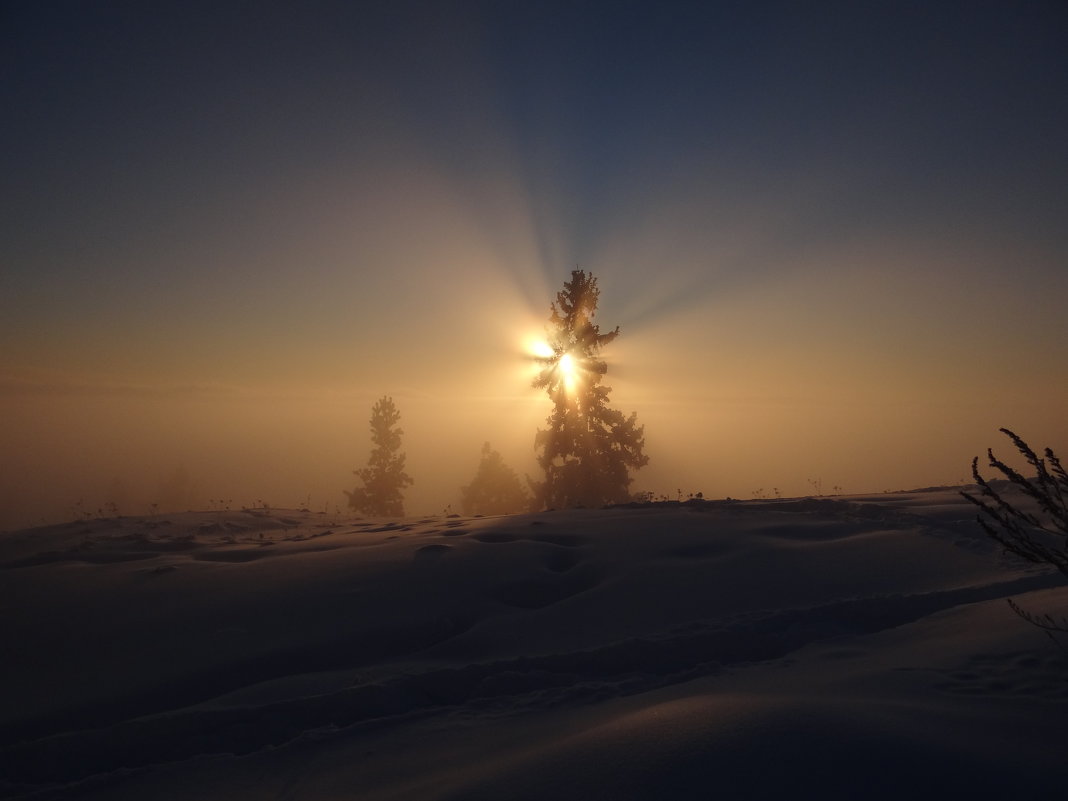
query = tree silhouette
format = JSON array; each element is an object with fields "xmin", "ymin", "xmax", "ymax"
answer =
[
  {"xmin": 459, "ymin": 442, "xmax": 529, "ymax": 515},
  {"xmin": 345, "ymin": 396, "xmax": 413, "ymax": 516},
  {"xmin": 530, "ymin": 269, "xmax": 648, "ymax": 509}
]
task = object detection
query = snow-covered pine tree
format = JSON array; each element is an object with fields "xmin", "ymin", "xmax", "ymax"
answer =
[
  {"xmin": 345, "ymin": 396, "xmax": 413, "ymax": 516},
  {"xmin": 530, "ymin": 270, "xmax": 648, "ymax": 509},
  {"xmin": 459, "ymin": 442, "xmax": 529, "ymax": 515}
]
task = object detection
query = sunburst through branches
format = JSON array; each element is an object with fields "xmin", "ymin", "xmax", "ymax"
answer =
[{"xmin": 527, "ymin": 270, "xmax": 648, "ymax": 509}]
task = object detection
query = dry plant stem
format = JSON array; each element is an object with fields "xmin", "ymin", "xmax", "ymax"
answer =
[
  {"xmin": 1006, "ymin": 599, "xmax": 1068, "ymax": 649},
  {"xmin": 960, "ymin": 427, "xmax": 1068, "ymax": 634}
]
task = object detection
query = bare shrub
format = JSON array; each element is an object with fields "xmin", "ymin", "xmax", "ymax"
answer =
[{"xmin": 961, "ymin": 428, "xmax": 1068, "ymax": 637}]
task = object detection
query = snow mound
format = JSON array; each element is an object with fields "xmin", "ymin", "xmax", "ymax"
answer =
[{"xmin": 1, "ymin": 491, "xmax": 1065, "ymax": 799}]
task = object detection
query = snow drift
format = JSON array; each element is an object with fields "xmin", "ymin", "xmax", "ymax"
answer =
[{"xmin": 1, "ymin": 490, "xmax": 1065, "ymax": 799}]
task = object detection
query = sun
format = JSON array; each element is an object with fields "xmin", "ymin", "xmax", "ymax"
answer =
[
  {"xmin": 527, "ymin": 339, "xmax": 555, "ymax": 360},
  {"xmin": 558, "ymin": 352, "xmax": 578, "ymax": 391},
  {"xmin": 523, "ymin": 337, "xmax": 581, "ymax": 393}
]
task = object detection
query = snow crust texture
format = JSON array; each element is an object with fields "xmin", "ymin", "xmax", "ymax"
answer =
[{"xmin": 1, "ymin": 491, "xmax": 1065, "ymax": 799}]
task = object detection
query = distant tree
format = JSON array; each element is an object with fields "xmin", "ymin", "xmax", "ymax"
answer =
[
  {"xmin": 530, "ymin": 269, "xmax": 648, "ymax": 509},
  {"xmin": 459, "ymin": 442, "xmax": 529, "ymax": 515},
  {"xmin": 961, "ymin": 428, "xmax": 1068, "ymax": 637},
  {"xmin": 345, "ymin": 396, "xmax": 413, "ymax": 516}
]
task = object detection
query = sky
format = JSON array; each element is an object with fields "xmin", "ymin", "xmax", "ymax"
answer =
[{"xmin": 2, "ymin": 0, "xmax": 1066, "ymax": 527}]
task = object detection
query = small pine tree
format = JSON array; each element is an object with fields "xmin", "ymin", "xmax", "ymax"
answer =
[
  {"xmin": 459, "ymin": 443, "xmax": 529, "ymax": 516},
  {"xmin": 530, "ymin": 270, "xmax": 648, "ymax": 509},
  {"xmin": 345, "ymin": 396, "xmax": 413, "ymax": 517}
]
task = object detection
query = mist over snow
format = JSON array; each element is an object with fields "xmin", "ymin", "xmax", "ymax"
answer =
[{"xmin": 2, "ymin": 2, "xmax": 1067, "ymax": 529}]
